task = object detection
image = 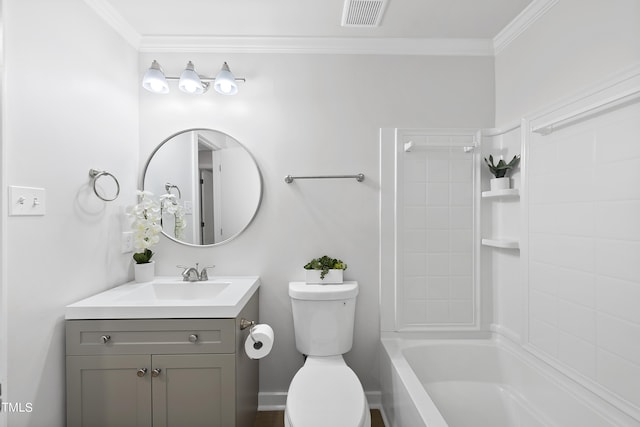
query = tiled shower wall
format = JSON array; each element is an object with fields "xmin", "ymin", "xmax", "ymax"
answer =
[
  {"xmin": 528, "ymin": 102, "xmax": 640, "ymax": 411},
  {"xmin": 399, "ymin": 134, "xmax": 477, "ymax": 328}
]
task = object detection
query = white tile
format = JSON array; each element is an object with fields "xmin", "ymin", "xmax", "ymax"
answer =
[
  {"xmin": 426, "ymin": 277, "xmax": 449, "ymax": 299},
  {"xmin": 449, "ymin": 300, "xmax": 474, "ymax": 323},
  {"xmin": 450, "ymin": 230, "xmax": 472, "ymax": 252},
  {"xmin": 450, "ymin": 157, "xmax": 473, "ymax": 182},
  {"xmin": 597, "ymin": 313, "xmax": 640, "ymax": 365},
  {"xmin": 426, "ymin": 229, "xmax": 450, "ymax": 252},
  {"xmin": 404, "ymin": 276, "xmax": 427, "ymax": 300},
  {"xmin": 403, "ymin": 253, "xmax": 426, "ymax": 276},
  {"xmin": 404, "ymin": 182, "xmax": 426, "ymax": 205},
  {"xmin": 449, "ymin": 253, "xmax": 472, "ymax": 276},
  {"xmin": 404, "ymin": 156, "xmax": 427, "ymax": 182},
  {"xmin": 426, "ymin": 253, "xmax": 449, "ymax": 276},
  {"xmin": 595, "ymin": 200, "xmax": 640, "ymax": 241},
  {"xmin": 554, "ymin": 129, "xmax": 594, "ymax": 173},
  {"xmin": 556, "ymin": 300, "xmax": 596, "ymax": 343},
  {"xmin": 596, "ymin": 239, "xmax": 640, "ymax": 283},
  {"xmin": 403, "ymin": 300, "xmax": 427, "ymax": 325},
  {"xmin": 597, "ymin": 349, "xmax": 640, "ymax": 408},
  {"xmin": 449, "ymin": 206, "xmax": 472, "ymax": 229},
  {"xmin": 450, "ymin": 182, "xmax": 472, "ymax": 207},
  {"xmin": 426, "ymin": 157, "xmax": 450, "ymax": 183},
  {"xmin": 594, "ymin": 158, "xmax": 640, "ymax": 201},
  {"xmin": 531, "ymin": 234, "xmax": 595, "ymax": 273},
  {"xmin": 425, "ymin": 300, "xmax": 449, "ymax": 323},
  {"xmin": 426, "ymin": 207, "xmax": 449, "ymax": 229},
  {"xmin": 530, "ymin": 290, "xmax": 558, "ymax": 326},
  {"xmin": 529, "ymin": 262, "xmax": 558, "ymax": 296},
  {"xmin": 557, "ymin": 168, "xmax": 595, "ymax": 203},
  {"xmin": 529, "ymin": 319, "xmax": 559, "ymax": 358},
  {"xmin": 403, "ymin": 230, "xmax": 426, "ymax": 252},
  {"xmin": 595, "ymin": 104, "xmax": 640, "ymax": 164},
  {"xmin": 596, "ymin": 275, "xmax": 640, "ymax": 324},
  {"xmin": 450, "ymin": 276, "xmax": 473, "ymax": 299},
  {"xmin": 554, "ymin": 268, "xmax": 596, "ymax": 308},
  {"xmin": 404, "ymin": 207, "xmax": 426, "ymax": 229},
  {"xmin": 557, "ymin": 331, "xmax": 597, "ymax": 379},
  {"xmin": 426, "ymin": 183, "xmax": 450, "ymax": 206}
]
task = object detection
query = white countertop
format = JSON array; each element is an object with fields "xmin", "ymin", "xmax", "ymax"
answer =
[{"xmin": 65, "ymin": 276, "xmax": 260, "ymax": 319}]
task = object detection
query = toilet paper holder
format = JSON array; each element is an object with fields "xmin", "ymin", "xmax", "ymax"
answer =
[{"xmin": 240, "ymin": 318, "xmax": 263, "ymax": 350}]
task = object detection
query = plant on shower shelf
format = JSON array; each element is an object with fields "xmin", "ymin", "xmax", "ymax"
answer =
[
  {"xmin": 483, "ymin": 154, "xmax": 521, "ymax": 178},
  {"xmin": 304, "ymin": 255, "xmax": 347, "ymax": 279},
  {"xmin": 127, "ymin": 190, "xmax": 162, "ymax": 264}
]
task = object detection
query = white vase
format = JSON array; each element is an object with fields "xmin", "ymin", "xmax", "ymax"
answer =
[
  {"xmin": 134, "ymin": 261, "xmax": 155, "ymax": 283},
  {"xmin": 305, "ymin": 269, "xmax": 344, "ymax": 284},
  {"xmin": 490, "ymin": 177, "xmax": 510, "ymax": 191}
]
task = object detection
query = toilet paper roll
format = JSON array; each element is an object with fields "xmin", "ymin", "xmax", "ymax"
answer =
[{"xmin": 244, "ymin": 324, "xmax": 274, "ymax": 359}]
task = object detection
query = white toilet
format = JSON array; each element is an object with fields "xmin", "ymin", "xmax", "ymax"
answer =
[{"xmin": 285, "ymin": 281, "xmax": 371, "ymax": 427}]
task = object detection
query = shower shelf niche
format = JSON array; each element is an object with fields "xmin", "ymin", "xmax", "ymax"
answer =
[
  {"xmin": 481, "ymin": 188, "xmax": 519, "ymax": 198},
  {"xmin": 481, "ymin": 238, "xmax": 519, "ymax": 249}
]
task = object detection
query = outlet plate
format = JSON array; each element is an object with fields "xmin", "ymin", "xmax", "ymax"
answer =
[
  {"xmin": 8, "ymin": 186, "xmax": 46, "ymax": 216},
  {"xmin": 121, "ymin": 231, "xmax": 134, "ymax": 253}
]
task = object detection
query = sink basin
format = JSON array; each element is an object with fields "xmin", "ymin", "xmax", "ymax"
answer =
[
  {"xmin": 65, "ymin": 276, "xmax": 260, "ymax": 319},
  {"xmin": 118, "ymin": 281, "xmax": 232, "ymax": 301}
]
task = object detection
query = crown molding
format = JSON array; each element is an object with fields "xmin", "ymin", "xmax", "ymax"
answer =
[
  {"xmin": 138, "ymin": 36, "xmax": 494, "ymax": 56},
  {"xmin": 493, "ymin": 0, "xmax": 559, "ymax": 55},
  {"xmin": 83, "ymin": 0, "xmax": 141, "ymax": 49}
]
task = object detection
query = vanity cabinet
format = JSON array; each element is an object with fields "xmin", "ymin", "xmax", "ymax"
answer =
[{"xmin": 65, "ymin": 292, "xmax": 258, "ymax": 427}]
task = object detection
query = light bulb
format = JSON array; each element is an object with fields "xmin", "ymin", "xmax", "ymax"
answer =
[{"xmin": 179, "ymin": 61, "xmax": 206, "ymax": 94}]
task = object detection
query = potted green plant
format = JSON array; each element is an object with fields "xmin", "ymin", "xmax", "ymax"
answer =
[
  {"xmin": 303, "ymin": 255, "xmax": 347, "ymax": 284},
  {"xmin": 484, "ymin": 154, "xmax": 520, "ymax": 191}
]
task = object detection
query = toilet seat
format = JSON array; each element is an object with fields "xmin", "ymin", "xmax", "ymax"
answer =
[{"xmin": 285, "ymin": 359, "xmax": 368, "ymax": 427}]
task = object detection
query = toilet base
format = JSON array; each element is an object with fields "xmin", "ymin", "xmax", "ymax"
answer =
[{"xmin": 285, "ymin": 356, "xmax": 371, "ymax": 427}]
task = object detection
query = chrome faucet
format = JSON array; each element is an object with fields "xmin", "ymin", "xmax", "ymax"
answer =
[{"xmin": 177, "ymin": 263, "xmax": 215, "ymax": 282}]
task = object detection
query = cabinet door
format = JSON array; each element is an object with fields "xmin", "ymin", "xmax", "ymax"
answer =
[
  {"xmin": 151, "ymin": 354, "xmax": 235, "ymax": 427},
  {"xmin": 66, "ymin": 355, "xmax": 152, "ymax": 427}
]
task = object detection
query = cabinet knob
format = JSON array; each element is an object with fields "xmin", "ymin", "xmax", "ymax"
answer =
[
  {"xmin": 152, "ymin": 368, "xmax": 162, "ymax": 378},
  {"xmin": 101, "ymin": 335, "xmax": 111, "ymax": 344},
  {"xmin": 188, "ymin": 334, "xmax": 199, "ymax": 343},
  {"xmin": 137, "ymin": 368, "xmax": 147, "ymax": 377}
]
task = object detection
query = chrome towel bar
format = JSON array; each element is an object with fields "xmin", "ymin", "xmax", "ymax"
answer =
[{"xmin": 284, "ymin": 173, "xmax": 365, "ymax": 184}]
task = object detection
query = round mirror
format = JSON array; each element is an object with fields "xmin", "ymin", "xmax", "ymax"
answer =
[{"xmin": 142, "ymin": 129, "xmax": 262, "ymax": 246}]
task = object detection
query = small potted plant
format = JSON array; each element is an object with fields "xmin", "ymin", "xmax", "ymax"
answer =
[
  {"xmin": 303, "ymin": 255, "xmax": 347, "ymax": 284},
  {"xmin": 484, "ymin": 154, "xmax": 520, "ymax": 191},
  {"xmin": 127, "ymin": 191, "xmax": 162, "ymax": 282}
]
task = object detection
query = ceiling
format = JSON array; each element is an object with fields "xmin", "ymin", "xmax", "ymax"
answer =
[{"xmin": 100, "ymin": 0, "xmax": 533, "ymax": 41}]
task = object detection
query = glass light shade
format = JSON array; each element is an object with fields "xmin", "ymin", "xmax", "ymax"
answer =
[
  {"xmin": 178, "ymin": 61, "xmax": 207, "ymax": 94},
  {"xmin": 213, "ymin": 62, "xmax": 238, "ymax": 95},
  {"xmin": 142, "ymin": 60, "xmax": 169, "ymax": 94}
]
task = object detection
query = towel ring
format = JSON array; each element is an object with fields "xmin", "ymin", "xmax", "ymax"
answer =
[
  {"xmin": 89, "ymin": 169, "xmax": 120, "ymax": 202},
  {"xmin": 165, "ymin": 182, "xmax": 182, "ymax": 199}
]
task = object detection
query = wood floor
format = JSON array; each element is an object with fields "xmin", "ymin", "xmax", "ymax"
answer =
[{"xmin": 255, "ymin": 409, "xmax": 385, "ymax": 427}]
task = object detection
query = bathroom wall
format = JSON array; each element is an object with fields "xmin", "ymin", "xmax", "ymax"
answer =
[
  {"xmin": 3, "ymin": 0, "xmax": 139, "ymax": 425},
  {"xmin": 493, "ymin": 0, "xmax": 640, "ymax": 343},
  {"xmin": 493, "ymin": 0, "xmax": 640, "ymax": 419},
  {"xmin": 138, "ymin": 53, "xmax": 495, "ymax": 400}
]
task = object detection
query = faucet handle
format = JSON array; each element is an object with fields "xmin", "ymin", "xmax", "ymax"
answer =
[{"xmin": 199, "ymin": 265, "xmax": 215, "ymax": 281}]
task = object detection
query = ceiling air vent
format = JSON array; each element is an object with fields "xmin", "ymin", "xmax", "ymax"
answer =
[{"xmin": 341, "ymin": 0, "xmax": 389, "ymax": 27}]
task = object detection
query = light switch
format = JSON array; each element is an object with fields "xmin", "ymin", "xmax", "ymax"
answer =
[{"xmin": 9, "ymin": 186, "xmax": 46, "ymax": 216}]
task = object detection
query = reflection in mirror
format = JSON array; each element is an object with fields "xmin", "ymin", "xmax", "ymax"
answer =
[{"xmin": 142, "ymin": 129, "xmax": 262, "ymax": 246}]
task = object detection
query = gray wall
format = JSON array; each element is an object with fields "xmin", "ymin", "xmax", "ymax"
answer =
[{"xmin": 139, "ymin": 53, "xmax": 495, "ymax": 396}]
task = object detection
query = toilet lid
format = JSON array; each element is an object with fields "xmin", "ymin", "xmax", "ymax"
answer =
[{"xmin": 286, "ymin": 365, "xmax": 366, "ymax": 427}]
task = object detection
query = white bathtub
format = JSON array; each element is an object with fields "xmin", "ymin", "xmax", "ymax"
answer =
[{"xmin": 380, "ymin": 335, "xmax": 640, "ymax": 427}]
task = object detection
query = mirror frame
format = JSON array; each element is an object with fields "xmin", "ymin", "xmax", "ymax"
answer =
[{"xmin": 140, "ymin": 128, "xmax": 263, "ymax": 247}]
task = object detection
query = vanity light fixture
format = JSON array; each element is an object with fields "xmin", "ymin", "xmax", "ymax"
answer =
[{"xmin": 142, "ymin": 60, "xmax": 245, "ymax": 95}]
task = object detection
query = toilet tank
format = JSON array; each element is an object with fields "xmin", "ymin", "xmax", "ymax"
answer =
[{"xmin": 289, "ymin": 282, "xmax": 359, "ymax": 356}]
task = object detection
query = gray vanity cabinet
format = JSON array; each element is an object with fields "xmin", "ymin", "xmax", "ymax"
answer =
[{"xmin": 65, "ymin": 292, "xmax": 258, "ymax": 427}]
